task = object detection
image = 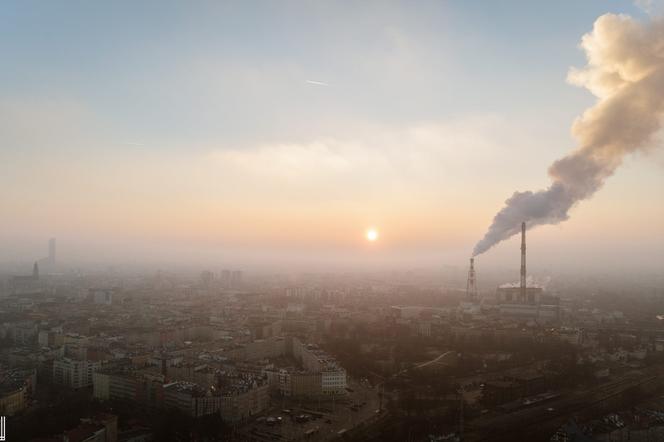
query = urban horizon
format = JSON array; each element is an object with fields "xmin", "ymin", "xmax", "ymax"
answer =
[{"xmin": 2, "ymin": 2, "xmax": 664, "ymax": 442}]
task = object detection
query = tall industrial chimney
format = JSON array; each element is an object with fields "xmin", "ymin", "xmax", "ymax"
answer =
[
  {"xmin": 520, "ymin": 221, "xmax": 526, "ymax": 301},
  {"xmin": 466, "ymin": 257, "xmax": 477, "ymax": 302}
]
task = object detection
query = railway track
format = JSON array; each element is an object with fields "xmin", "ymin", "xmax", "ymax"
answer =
[{"xmin": 465, "ymin": 370, "xmax": 661, "ymax": 441}]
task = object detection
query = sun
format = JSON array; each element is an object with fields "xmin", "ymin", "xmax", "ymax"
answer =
[{"xmin": 366, "ymin": 228, "xmax": 379, "ymax": 242}]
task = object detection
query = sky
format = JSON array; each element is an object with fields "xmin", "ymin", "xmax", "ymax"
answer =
[{"xmin": 1, "ymin": 1, "xmax": 663, "ymax": 272}]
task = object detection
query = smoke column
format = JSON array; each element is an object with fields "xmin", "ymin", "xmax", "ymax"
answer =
[{"xmin": 473, "ymin": 13, "xmax": 664, "ymax": 257}]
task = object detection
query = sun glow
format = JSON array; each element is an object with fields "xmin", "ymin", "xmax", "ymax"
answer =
[{"xmin": 366, "ymin": 228, "xmax": 379, "ymax": 242}]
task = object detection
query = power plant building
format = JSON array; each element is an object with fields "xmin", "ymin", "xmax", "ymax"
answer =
[
  {"xmin": 495, "ymin": 222, "xmax": 560, "ymax": 322},
  {"xmin": 496, "ymin": 284, "xmax": 543, "ymax": 304}
]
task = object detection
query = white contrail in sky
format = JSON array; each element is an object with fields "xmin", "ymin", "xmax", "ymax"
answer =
[{"xmin": 306, "ymin": 80, "xmax": 329, "ymax": 86}]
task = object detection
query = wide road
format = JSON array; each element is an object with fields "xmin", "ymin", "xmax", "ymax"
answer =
[{"xmin": 414, "ymin": 351, "xmax": 457, "ymax": 370}]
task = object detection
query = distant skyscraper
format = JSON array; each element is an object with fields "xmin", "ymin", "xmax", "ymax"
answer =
[
  {"xmin": 48, "ymin": 238, "xmax": 56, "ymax": 265},
  {"xmin": 32, "ymin": 262, "xmax": 39, "ymax": 280}
]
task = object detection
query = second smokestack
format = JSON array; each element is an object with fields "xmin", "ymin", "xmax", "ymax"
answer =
[{"xmin": 520, "ymin": 221, "xmax": 526, "ymax": 301}]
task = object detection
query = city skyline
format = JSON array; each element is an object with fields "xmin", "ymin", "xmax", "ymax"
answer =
[{"xmin": 3, "ymin": 3, "xmax": 664, "ymax": 441}]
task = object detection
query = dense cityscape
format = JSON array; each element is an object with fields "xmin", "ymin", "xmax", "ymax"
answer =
[
  {"xmin": 3, "ymin": 1, "xmax": 664, "ymax": 441},
  {"xmin": 1, "ymin": 232, "xmax": 663, "ymax": 441}
]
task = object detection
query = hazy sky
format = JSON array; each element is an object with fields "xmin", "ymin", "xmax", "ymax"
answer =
[{"xmin": 1, "ymin": 1, "xmax": 663, "ymax": 271}]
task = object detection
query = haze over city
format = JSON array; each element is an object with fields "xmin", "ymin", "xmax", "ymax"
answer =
[
  {"xmin": 2, "ymin": 1, "xmax": 663, "ymax": 272},
  {"xmin": 4, "ymin": 2, "xmax": 664, "ymax": 442}
]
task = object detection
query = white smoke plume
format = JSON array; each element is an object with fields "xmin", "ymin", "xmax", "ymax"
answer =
[{"xmin": 473, "ymin": 13, "xmax": 664, "ymax": 257}]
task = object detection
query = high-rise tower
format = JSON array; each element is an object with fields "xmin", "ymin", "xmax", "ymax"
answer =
[
  {"xmin": 466, "ymin": 257, "xmax": 477, "ymax": 301},
  {"xmin": 520, "ymin": 221, "xmax": 526, "ymax": 301}
]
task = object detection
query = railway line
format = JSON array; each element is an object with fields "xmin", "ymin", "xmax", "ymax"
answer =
[{"xmin": 465, "ymin": 369, "xmax": 662, "ymax": 441}]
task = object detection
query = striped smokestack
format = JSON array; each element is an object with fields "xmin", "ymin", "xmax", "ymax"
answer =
[{"xmin": 520, "ymin": 221, "xmax": 526, "ymax": 301}]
